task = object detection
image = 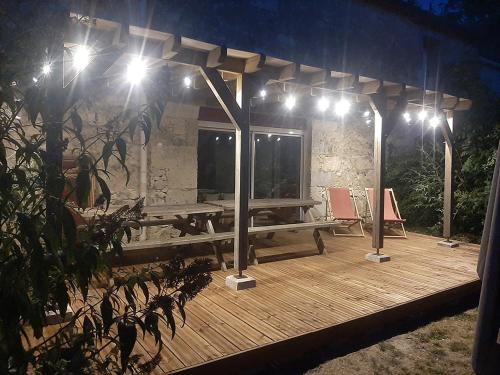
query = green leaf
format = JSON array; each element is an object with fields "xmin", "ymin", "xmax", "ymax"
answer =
[
  {"xmin": 62, "ymin": 206, "xmax": 77, "ymax": 245},
  {"xmin": 138, "ymin": 280, "xmax": 149, "ymax": 304},
  {"xmin": 128, "ymin": 116, "xmax": 138, "ymax": 140},
  {"xmin": 75, "ymin": 169, "xmax": 91, "ymax": 209},
  {"xmin": 96, "ymin": 176, "xmax": 111, "ymax": 210},
  {"xmin": 102, "ymin": 141, "xmax": 114, "ymax": 170},
  {"xmin": 144, "ymin": 312, "xmax": 160, "ymax": 343},
  {"xmin": 71, "ymin": 110, "xmax": 83, "ymax": 134},
  {"xmin": 115, "ymin": 138, "xmax": 126, "ymax": 163},
  {"xmin": 118, "ymin": 321, "xmax": 137, "ymax": 370},
  {"xmin": 100, "ymin": 295, "xmax": 113, "ymax": 335},
  {"xmin": 55, "ymin": 281, "xmax": 69, "ymax": 319}
]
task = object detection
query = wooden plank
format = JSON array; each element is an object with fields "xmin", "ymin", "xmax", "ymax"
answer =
[
  {"xmin": 123, "ymin": 232, "xmax": 234, "ymax": 250},
  {"xmin": 206, "ymin": 198, "xmax": 320, "ymax": 211}
]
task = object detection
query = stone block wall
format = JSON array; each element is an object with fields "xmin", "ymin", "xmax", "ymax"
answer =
[{"xmin": 309, "ymin": 117, "xmax": 374, "ymax": 219}]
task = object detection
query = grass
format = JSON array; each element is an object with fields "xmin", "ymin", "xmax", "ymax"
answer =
[{"xmin": 304, "ymin": 308, "xmax": 478, "ymax": 375}]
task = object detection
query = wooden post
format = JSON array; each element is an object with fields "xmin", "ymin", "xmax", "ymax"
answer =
[
  {"xmin": 372, "ymin": 109, "xmax": 386, "ymax": 252},
  {"xmin": 199, "ymin": 67, "xmax": 252, "ymax": 278},
  {"xmin": 439, "ymin": 111, "xmax": 457, "ymax": 246}
]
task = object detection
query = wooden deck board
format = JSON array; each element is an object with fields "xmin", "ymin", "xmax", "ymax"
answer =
[{"xmin": 35, "ymin": 231, "xmax": 479, "ymax": 373}]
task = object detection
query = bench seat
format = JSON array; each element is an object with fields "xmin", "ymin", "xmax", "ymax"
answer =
[
  {"xmin": 248, "ymin": 221, "xmax": 335, "ymax": 235},
  {"xmin": 124, "ymin": 232, "xmax": 234, "ymax": 251}
]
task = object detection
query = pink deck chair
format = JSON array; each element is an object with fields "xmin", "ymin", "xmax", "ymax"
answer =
[
  {"xmin": 365, "ymin": 188, "xmax": 407, "ymax": 238},
  {"xmin": 326, "ymin": 187, "xmax": 364, "ymax": 236}
]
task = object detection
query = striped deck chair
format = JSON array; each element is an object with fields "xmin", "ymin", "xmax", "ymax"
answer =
[
  {"xmin": 365, "ymin": 188, "xmax": 407, "ymax": 238},
  {"xmin": 325, "ymin": 187, "xmax": 365, "ymax": 237}
]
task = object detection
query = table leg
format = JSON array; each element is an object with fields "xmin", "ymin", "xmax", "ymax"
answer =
[
  {"xmin": 305, "ymin": 207, "xmax": 328, "ymax": 255},
  {"xmin": 207, "ymin": 219, "xmax": 227, "ymax": 271}
]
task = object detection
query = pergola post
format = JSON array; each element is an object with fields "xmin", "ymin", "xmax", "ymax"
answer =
[
  {"xmin": 438, "ymin": 111, "xmax": 459, "ymax": 248},
  {"xmin": 367, "ymin": 92, "xmax": 406, "ymax": 262},
  {"xmin": 199, "ymin": 67, "xmax": 256, "ymax": 290}
]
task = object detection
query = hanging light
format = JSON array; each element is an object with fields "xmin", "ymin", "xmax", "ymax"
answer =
[
  {"xmin": 126, "ymin": 57, "xmax": 146, "ymax": 85},
  {"xmin": 73, "ymin": 46, "xmax": 90, "ymax": 71},
  {"xmin": 284, "ymin": 95, "xmax": 296, "ymax": 110},
  {"xmin": 256, "ymin": 138, "xmax": 260, "ymax": 142},
  {"xmin": 42, "ymin": 64, "xmax": 51, "ymax": 75},
  {"xmin": 259, "ymin": 89, "xmax": 267, "ymax": 98},
  {"xmin": 334, "ymin": 99, "xmax": 351, "ymax": 116},
  {"xmin": 183, "ymin": 76, "xmax": 192, "ymax": 88},
  {"xmin": 215, "ymin": 136, "xmax": 220, "ymax": 141},
  {"xmin": 366, "ymin": 119, "xmax": 372, "ymax": 124},
  {"xmin": 277, "ymin": 137, "xmax": 281, "ymax": 142},
  {"xmin": 228, "ymin": 135, "xmax": 233, "ymax": 140},
  {"xmin": 267, "ymin": 134, "xmax": 272, "ymax": 139},
  {"xmin": 418, "ymin": 110, "xmax": 428, "ymax": 121},
  {"xmin": 32, "ymin": 77, "xmax": 38, "ymax": 83},
  {"xmin": 403, "ymin": 112, "xmax": 411, "ymax": 123},
  {"xmin": 363, "ymin": 110, "xmax": 370, "ymax": 117},
  {"xmin": 317, "ymin": 97, "xmax": 330, "ymax": 112},
  {"xmin": 429, "ymin": 115, "xmax": 441, "ymax": 128}
]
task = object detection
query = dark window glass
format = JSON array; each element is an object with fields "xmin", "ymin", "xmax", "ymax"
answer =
[
  {"xmin": 254, "ymin": 134, "xmax": 301, "ymax": 199},
  {"xmin": 197, "ymin": 130, "xmax": 235, "ymax": 201}
]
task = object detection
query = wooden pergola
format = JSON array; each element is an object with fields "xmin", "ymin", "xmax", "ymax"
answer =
[{"xmin": 64, "ymin": 11, "xmax": 471, "ymax": 283}]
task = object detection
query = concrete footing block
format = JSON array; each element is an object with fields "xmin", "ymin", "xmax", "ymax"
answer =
[
  {"xmin": 365, "ymin": 253, "xmax": 391, "ymax": 263},
  {"xmin": 438, "ymin": 240, "xmax": 459, "ymax": 248},
  {"xmin": 225, "ymin": 274, "xmax": 256, "ymax": 291}
]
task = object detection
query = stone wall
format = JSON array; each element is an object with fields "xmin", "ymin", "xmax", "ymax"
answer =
[{"xmin": 309, "ymin": 117, "xmax": 374, "ymax": 219}]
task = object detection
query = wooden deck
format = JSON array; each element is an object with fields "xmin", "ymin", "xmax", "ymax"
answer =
[{"xmin": 113, "ymin": 230, "xmax": 480, "ymax": 374}]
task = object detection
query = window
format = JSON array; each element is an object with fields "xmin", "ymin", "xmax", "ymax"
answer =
[
  {"xmin": 197, "ymin": 130, "xmax": 235, "ymax": 201},
  {"xmin": 253, "ymin": 133, "xmax": 301, "ymax": 199}
]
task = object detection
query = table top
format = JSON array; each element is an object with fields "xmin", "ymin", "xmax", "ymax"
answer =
[
  {"xmin": 205, "ymin": 198, "xmax": 321, "ymax": 211},
  {"xmin": 142, "ymin": 203, "xmax": 224, "ymax": 217}
]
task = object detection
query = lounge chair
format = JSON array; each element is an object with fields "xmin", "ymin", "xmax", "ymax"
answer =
[
  {"xmin": 325, "ymin": 187, "xmax": 365, "ymax": 236},
  {"xmin": 365, "ymin": 188, "xmax": 407, "ymax": 238}
]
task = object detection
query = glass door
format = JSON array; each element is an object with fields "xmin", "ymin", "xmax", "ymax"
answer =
[{"xmin": 252, "ymin": 132, "xmax": 302, "ymax": 199}]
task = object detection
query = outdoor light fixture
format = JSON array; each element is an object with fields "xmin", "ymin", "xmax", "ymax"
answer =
[
  {"xmin": 259, "ymin": 89, "xmax": 267, "ymax": 98},
  {"xmin": 429, "ymin": 115, "xmax": 441, "ymax": 128},
  {"xmin": 257, "ymin": 138, "xmax": 260, "ymax": 142},
  {"xmin": 183, "ymin": 76, "xmax": 192, "ymax": 88},
  {"xmin": 215, "ymin": 136, "xmax": 220, "ymax": 141},
  {"xmin": 32, "ymin": 77, "xmax": 38, "ymax": 83},
  {"xmin": 317, "ymin": 97, "xmax": 330, "ymax": 112},
  {"xmin": 403, "ymin": 112, "xmax": 411, "ymax": 123},
  {"xmin": 366, "ymin": 119, "xmax": 372, "ymax": 124},
  {"xmin": 284, "ymin": 95, "xmax": 296, "ymax": 110},
  {"xmin": 73, "ymin": 46, "xmax": 90, "ymax": 71},
  {"xmin": 42, "ymin": 64, "xmax": 51, "ymax": 75},
  {"xmin": 126, "ymin": 58, "xmax": 146, "ymax": 85},
  {"xmin": 228, "ymin": 135, "xmax": 233, "ymax": 140},
  {"xmin": 334, "ymin": 99, "xmax": 351, "ymax": 116},
  {"xmin": 267, "ymin": 134, "xmax": 272, "ymax": 139},
  {"xmin": 363, "ymin": 110, "xmax": 370, "ymax": 117},
  {"xmin": 418, "ymin": 110, "xmax": 428, "ymax": 121}
]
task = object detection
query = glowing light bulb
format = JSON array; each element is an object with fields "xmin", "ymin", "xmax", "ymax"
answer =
[
  {"xmin": 228, "ymin": 136, "xmax": 233, "ymax": 140},
  {"xmin": 317, "ymin": 97, "xmax": 330, "ymax": 112},
  {"xmin": 126, "ymin": 58, "xmax": 146, "ymax": 85},
  {"xmin": 418, "ymin": 110, "xmax": 428, "ymax": 121},
  {"xmin": 259, "ymin": 89, "xmax": 267, "ymax": 98},
  {"xmin": 429, "ymin": 116, "xmax": 440, "ymax": 128},
  {"xmin": 73, "ymin": 46, "xmax": 90, "ymax": 71},
  {"xmin": 285, "ymin": 95, "xmax": 296, "ymax": 110},
  {"xmin": 42, "ymin": 64, "xmax": 51, "ymax": 75},
  {"xmin": 277, "ymin": 137, "xmax": 281, "ymax": 142},
  {"xmin": 403, "ymin": 112, "xmax": 411, "ymax": 123},
  {"xmin": 215, "ymin": 136, "xmax": 220, "ymax": 141},
  {"xmin": 363, "ymin": 110, "xmax": 370, "ymax": 117},
  {"xmin": 334, "ymin": 99, "xmax": 351, "ymax": 116},
  {"xmin": 183, "ymin": 76, "xmax": 192, "ymax": 88}
]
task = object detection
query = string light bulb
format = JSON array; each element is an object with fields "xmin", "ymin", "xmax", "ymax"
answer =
[
  {"xmin": 126, "ymin": 58, "xmax": 146, "ymax": 85},
  {"xmin": 403, "ymin": 112, "xmax": 411, "ymax": 123},
  {"xmin": 183, "ymin": 76, "xmax": 192, "ymax": 88},
  {"xmin": 334, "ymin": 99, "xmax": 351, "ymax": 117},
  {"xmin": 284, "ymin": 95, "xmax": 296, "ymax": 110},
  {"xmin": 42, "ymin": 64, "xmax": 51, "ymax": 75},
  {"xmin": 418, "ymin": 110, "xmax": 428, "ymax": 121},
  {"xmin": 317, "ymin": 97, "xmax": 330, "ymax": 112},
  {"xmin": 73, "ymin": 46, "xmax": 90, "ymax": 71},
  {"xmin": 429, "ymin": 115, "xmax": 441, "ymax": 128},
  {"xmin": 259, "ymin": 89, "xmax": 267, "ymax": 98}
]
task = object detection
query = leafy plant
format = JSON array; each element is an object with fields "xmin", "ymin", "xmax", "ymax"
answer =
[{"xmin": 0, "ymin": 2, "xmax": 212, "ymax": 373}]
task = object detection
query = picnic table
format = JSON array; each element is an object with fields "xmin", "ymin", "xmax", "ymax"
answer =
[
  {"xmin": 118, "ymin": 203, "xmax": 231, "ymax": 270},
  {"xmin": 207, "ymin": 198, "xmax": 334, "ymax": 264}
]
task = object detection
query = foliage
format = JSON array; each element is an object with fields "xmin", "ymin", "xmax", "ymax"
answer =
[
  {"xmin": 387, "ymin": 60, "xmax": 499, "ymax": 242},
  {"xmin": 0, "ymin": 2, "xmax": 212, "ymax": 373}
]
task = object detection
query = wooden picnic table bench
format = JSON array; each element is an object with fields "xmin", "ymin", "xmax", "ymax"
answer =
[{"xmin": 207, "ymin": 198, "xmax": 334, "ymax": 265}]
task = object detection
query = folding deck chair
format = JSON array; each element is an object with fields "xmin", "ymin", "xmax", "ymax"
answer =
[
  {"xmin": 325, "ymin": 187, "xmax": 365, "ymax": 236},
  {"xmin": 365, "ymin": 188, "xmax": 407, "ymax": 238}
]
